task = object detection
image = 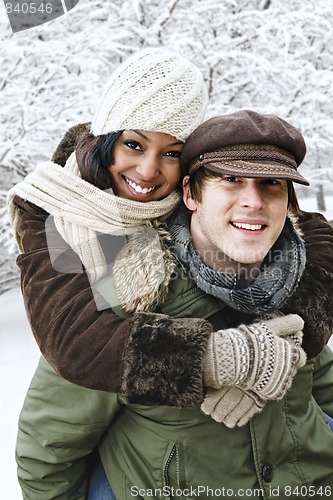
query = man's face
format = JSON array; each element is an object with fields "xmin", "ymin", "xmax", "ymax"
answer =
[{"xmin": 183, "ymin": 173, "xmax": 289, "ymax": 274}]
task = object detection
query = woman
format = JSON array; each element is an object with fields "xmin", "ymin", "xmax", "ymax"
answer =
[
  {"xmin": 9, "ymin": 46, "xmax": 209, "ymax": 499},
  {"xmin": 8, "ymin": 47, "xmax": 214, "ymax": 405}
]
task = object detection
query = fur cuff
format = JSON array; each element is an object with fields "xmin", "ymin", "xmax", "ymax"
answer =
[
  {"xmin": 283, "ymin": 262, "xmax": 333, "ymax": 358},
  {"xmin": 120, "ymin": 312, "xmax": 213, "ymax": 406}
]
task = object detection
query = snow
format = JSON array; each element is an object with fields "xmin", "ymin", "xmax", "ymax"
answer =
[
  {"xmin": 1, "ymin": 287, "xmax": 39, "ymax": 499},
  {"xmin": 298, "ymin": 195, "xmax": 333, "ymax": 221},
  {"xmin": 1, "ymin": 197, "xmax": 333, "ymax": 498}
]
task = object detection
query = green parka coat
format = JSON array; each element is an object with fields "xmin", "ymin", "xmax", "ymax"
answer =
[{"xmin": 17, "ymin": 265, "xmax": 333, "ymax": 500}]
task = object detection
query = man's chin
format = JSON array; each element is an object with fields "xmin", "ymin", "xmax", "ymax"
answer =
[{"xmin": 230, "ymin": 252, "xmax": 266, "ymax": 266}]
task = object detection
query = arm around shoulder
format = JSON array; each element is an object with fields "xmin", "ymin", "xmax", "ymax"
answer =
[{"xmin": 13, "ymin": 196, "xmax": 212, "ymax": 405}]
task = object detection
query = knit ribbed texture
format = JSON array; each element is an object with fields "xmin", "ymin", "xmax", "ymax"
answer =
[
  {"xmin": 203, "ymin": 314, "xmax": 306, "ymax": 400},
  {"xmin": 201, "ymin": 386, "xmax": 265, "ymax": 428},
  {"xmin": 91, "ymin": 47, "xmax": 208, "ymax": 141}
]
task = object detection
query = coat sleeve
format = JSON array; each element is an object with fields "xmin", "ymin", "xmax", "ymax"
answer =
[
  {"xmin": 13, "ymin": 196, "xmax": 212, "ymax": 406},
  {"xmin": 16, "ymin": 356, "xmax": 121, "ymax": 500},
  {"xmin": 282, "ymin": 211, "xmax": 333, "ymax": 358},
  {"xmin": 312, "ymin": 346, "xmax": 333, "ymax": 417}
]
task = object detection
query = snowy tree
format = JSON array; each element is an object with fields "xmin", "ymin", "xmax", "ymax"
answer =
[
  {"xmin": 0, "ymin": 157, "xmax": 28, "ymax": 293},
  {"xmin": 0, "ymin": 0, "xmax": 333, "ymax": 292}
]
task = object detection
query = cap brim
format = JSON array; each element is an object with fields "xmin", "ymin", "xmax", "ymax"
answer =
[{"xmin": 205, "ymin": 161, "xmax": 310, "ymax": 186}]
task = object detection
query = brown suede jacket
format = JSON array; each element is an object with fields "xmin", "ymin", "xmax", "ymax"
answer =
[
  {"xmin": 14, "ymin": 195, "xmax": 212, "ymax": 406},
  {"xmin": 11, "ymin": 124, "xmax": 333, "ymax": 407}
]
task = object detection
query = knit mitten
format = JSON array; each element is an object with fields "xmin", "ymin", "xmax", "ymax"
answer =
[
  {"xmin": 203, "ymin": 314, "xmax": 306, "ymax": 400},
  {"xmin": 201, "ymin": 386, "xmax": 265, "ymax": 428}
]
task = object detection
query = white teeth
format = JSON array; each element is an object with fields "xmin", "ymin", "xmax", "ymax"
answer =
[
  {"xmin": 233, "ymin": 222, "xmax": 263, "ymax": 231},
  {"xmin": 126, "ymin": 177, "xmax": 156, "ymax": 194}
]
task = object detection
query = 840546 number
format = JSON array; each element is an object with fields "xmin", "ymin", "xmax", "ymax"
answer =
[
  {"xmin": 6, "ymin": 3, "xmax": 53, "ymax": 14},
  {"xmin": 284, "ymin": 485, "xmax": 331, "ymax": 497}
]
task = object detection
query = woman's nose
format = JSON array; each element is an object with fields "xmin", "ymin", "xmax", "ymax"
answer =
[{"xmin": 136, "ymin": 156, "xmax": 160, "ymax": 180}]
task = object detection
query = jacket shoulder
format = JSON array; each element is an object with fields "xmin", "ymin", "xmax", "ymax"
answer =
[
  {"xmin": 159, "ymin": 259, "xmax": 225, "ymax": 320},
  {"xmin": 52, "ymin": 122, "xmax": 90, "ymax": 166}
]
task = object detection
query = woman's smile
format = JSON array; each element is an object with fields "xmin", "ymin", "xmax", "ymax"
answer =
[
  {"xmin": 109, "ymin": 130, "xmax": 183, "ymax": 202},
  {"xmin": 123, "ymin": 175, "xmax": 158, "ymax": 197}
]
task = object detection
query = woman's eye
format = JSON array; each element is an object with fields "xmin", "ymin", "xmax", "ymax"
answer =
[
  {"xmin": 165, "ymin": 151, "xmax": 182, "ymax": 158},
  {"xmin": 124, "ymin": 140, "xmax": 141, "ymax": 150}
]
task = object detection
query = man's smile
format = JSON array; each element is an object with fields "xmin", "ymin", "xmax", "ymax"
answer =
[{"xmin": 231, "ymin": 221, "xmax": 267, "ymax": 232}]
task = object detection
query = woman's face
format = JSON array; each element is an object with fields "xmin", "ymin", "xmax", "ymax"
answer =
[{"xmin": 109, "ymin": 130, "xmax": 183, "ymax": 201}]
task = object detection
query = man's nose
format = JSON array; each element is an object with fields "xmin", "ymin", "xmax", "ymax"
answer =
[{"xmin": 241, "ymin": 182, "xmax": 265, "ymax": 210}]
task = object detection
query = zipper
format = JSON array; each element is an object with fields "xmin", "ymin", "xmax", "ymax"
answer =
[{"xmin": 163, "ymin": 443, "xmax": 180, "ymax": 495}]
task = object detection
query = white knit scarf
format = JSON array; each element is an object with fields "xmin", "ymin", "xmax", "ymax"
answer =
[{"xmin": 8, "ymin": 152, "xmax": 181, "ymax": 307}]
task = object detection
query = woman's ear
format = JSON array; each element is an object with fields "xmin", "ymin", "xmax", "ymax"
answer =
[{"xmin": 182, "ymin": 176, "xmax": 197, "ymax": 211}]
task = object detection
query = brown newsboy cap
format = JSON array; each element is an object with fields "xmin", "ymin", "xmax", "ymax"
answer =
[{"xmin": 180, "ymin": 110, "xmax": 309, "ymax": 185}]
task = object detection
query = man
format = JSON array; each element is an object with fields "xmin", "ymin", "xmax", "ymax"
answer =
[
  {"xmin": 95, "ymin": 111, "xmax": 333, "ymax": 497},
  {"xmin": 15, "ymin": 111, "xmax": 333, "ymax": 498}
]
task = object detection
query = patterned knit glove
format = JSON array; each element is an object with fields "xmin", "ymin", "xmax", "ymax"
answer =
[
  {"xmin": 203, "ymin": 314, "xmax": 306, "ymax": 400},
  {"xmin": 201, "ymin": 386, "xmax": 265, "ymax": 428}
]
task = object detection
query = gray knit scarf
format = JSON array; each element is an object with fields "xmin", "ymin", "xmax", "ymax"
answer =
[{"xmin": 169, "ymin": 204, "xmax": 306, "ymax": 314}]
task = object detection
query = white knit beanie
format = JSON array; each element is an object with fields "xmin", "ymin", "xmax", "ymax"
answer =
[{"xmin": 91, "ymin": 47, "xmax": 208, "ymax": 142}]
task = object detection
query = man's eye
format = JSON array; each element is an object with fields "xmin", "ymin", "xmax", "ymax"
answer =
[
  {"xmin": 124, "ymin": 140, "xmax": 141, "ymax": 150},
  {"xmin": 224, "ymin": 176, "xmax": 239, "ymax": 182},
  {"xmin": 165, "ymin": 151, "xmax": 182, "ymax": 158},
  {"xmin": 263, "ymin": 178, "xmax": 279, "ymax": 185}
]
